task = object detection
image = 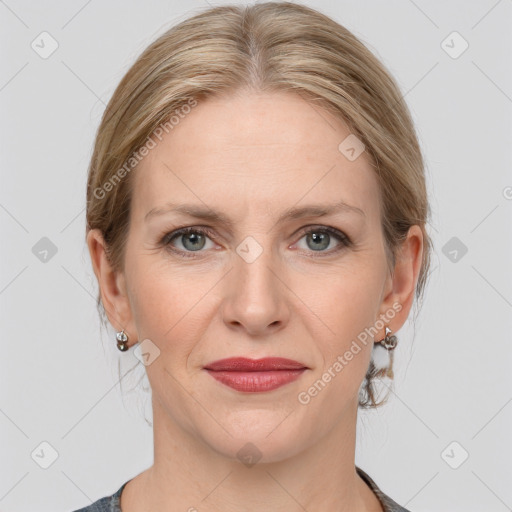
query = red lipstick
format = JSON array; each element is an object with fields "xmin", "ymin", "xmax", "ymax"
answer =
[{"xmin": 203, "ymin": 357, "xmax": 308, "ymax": 392}]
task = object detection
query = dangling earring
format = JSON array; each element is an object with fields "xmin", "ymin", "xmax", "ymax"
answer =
[
  {"xmin": 371, "ymin": 326, "xmax": 398, "ymax": 379},
  {"xmin": 116, "ymin": 330, "xmax": 129, "ymax": 352}
]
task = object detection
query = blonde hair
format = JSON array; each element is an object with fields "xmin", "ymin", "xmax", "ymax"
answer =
[{"xmin": 86, "ymin": 1, "xmax": 432, "ymax": 408}]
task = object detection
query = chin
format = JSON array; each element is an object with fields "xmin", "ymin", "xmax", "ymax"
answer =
[{"xmin": 198, "ymin": 413, "xmax": 312, "ymax": 465}]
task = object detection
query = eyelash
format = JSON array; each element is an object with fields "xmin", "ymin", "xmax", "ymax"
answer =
[{"xmin": 159, "ymin": 225, "xmax": 352, "ymax": 259}]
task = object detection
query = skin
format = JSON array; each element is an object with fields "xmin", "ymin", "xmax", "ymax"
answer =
[{"xmin": 87, "ymin": 89, "xmax": 423, "ymax": 512}]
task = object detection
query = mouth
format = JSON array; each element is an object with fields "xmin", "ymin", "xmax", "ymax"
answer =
[{"xmin": 203, "ymin": 357, "xmax": 308, "ymax": 392}]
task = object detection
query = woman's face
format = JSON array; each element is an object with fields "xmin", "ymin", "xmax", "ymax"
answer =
[{"xmin": 91, "ymin": 90, "xmax": 420, "ymax": 462}]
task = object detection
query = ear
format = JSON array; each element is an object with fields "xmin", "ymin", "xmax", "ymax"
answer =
[
  {"xmin": 86, "ymin": 228, "xmax": 137, "ymax": 348},
  {"xmin": 377, "ymin": 224, "xmax": 424, "ymax": 336}
]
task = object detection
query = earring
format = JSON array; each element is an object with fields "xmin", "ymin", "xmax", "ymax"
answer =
[
  {"xmin": 116, "ymin": 330, "xmax": 129, "ymax": 352},
  {"xmin": 371, "ymin": 326, "xmax": 398, "ymax": 379}
]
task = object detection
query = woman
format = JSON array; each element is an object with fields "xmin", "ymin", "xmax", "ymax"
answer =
[{"xmin": 77, "ymin": 2, "xmax": 431, "ymax": 511}]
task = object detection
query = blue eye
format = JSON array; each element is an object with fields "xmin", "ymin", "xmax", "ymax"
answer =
[
  {"xmin": 161, "ymin": 226, "xmax": 216, "ymax": 255},
  {"xmin": 295, "ymin": 226, "xmax": 351, "ymax": 255}
]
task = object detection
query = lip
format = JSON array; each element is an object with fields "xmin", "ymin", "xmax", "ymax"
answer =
[
  {"xmin": 203, "ymin": 357, "xmax": 308, "ymax": 371},
  {"xmin": 203, "ymin": 357, "xmax": 308, "ymax": 393},
  {"xmin": 205, "ymin": 369, "xmax": 306, "ymax": 392}
]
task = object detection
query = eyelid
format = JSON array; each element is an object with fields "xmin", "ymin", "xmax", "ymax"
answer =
[
  {"xmin": 295, "ymin": 225, "xmax": 351, "ymax": 244},
  {"xmin": 160, "ymin": 225, "xmax": 218, "ymax": 248}
]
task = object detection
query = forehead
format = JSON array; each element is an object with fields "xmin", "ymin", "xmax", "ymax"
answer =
[{"xmin": 131, "ymin": 91, "xmax": 380, "ymax": 223}]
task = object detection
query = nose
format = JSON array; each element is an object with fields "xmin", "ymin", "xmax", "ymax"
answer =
[{"xmin": 221, "ymin": 242, "xmax": 290, "ymax": 337}]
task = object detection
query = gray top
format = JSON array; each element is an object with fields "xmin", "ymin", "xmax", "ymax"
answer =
[{"xmin": 72, "ymin": 466, "xmax": 411, "ymax": 511}]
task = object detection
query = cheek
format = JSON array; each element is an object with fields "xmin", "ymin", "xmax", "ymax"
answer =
[
  {"xmin": 125, "ymin": 255, "xmax": 171, "ymax": 330},
  {"xmin": 304, "ymin": 260, "xmax": 383, "ymax": 326},
  {"xmin": 126, "ymin": 256, "xmax": 214, "ymax": 361},
  {"xmin": 301, "ymin": 260, "xmax": 384, "ymax": 372}
]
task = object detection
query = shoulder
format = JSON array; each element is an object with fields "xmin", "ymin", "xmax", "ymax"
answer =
[
  {"xmin": 356, "ymin": 466, "xmax": 412, "ymax": 512},
  {"xmin": 71, "ymin": 481, "xmax": 129, "ymax": 512}
]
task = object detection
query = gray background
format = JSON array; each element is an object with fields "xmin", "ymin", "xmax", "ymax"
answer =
[{"xmin": 1, "ymin": 1, "xmax": 511, "ymax": 511}]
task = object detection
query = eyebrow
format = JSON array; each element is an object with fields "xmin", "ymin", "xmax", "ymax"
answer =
[{"xmin": 144, "ymin": 200, "xmax": 365, "ymax": 227}]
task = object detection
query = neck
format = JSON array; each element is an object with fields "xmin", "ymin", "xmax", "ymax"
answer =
[{"xmin": 124, "ymin": 396, "xmax": 382, "ymax": 512}]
